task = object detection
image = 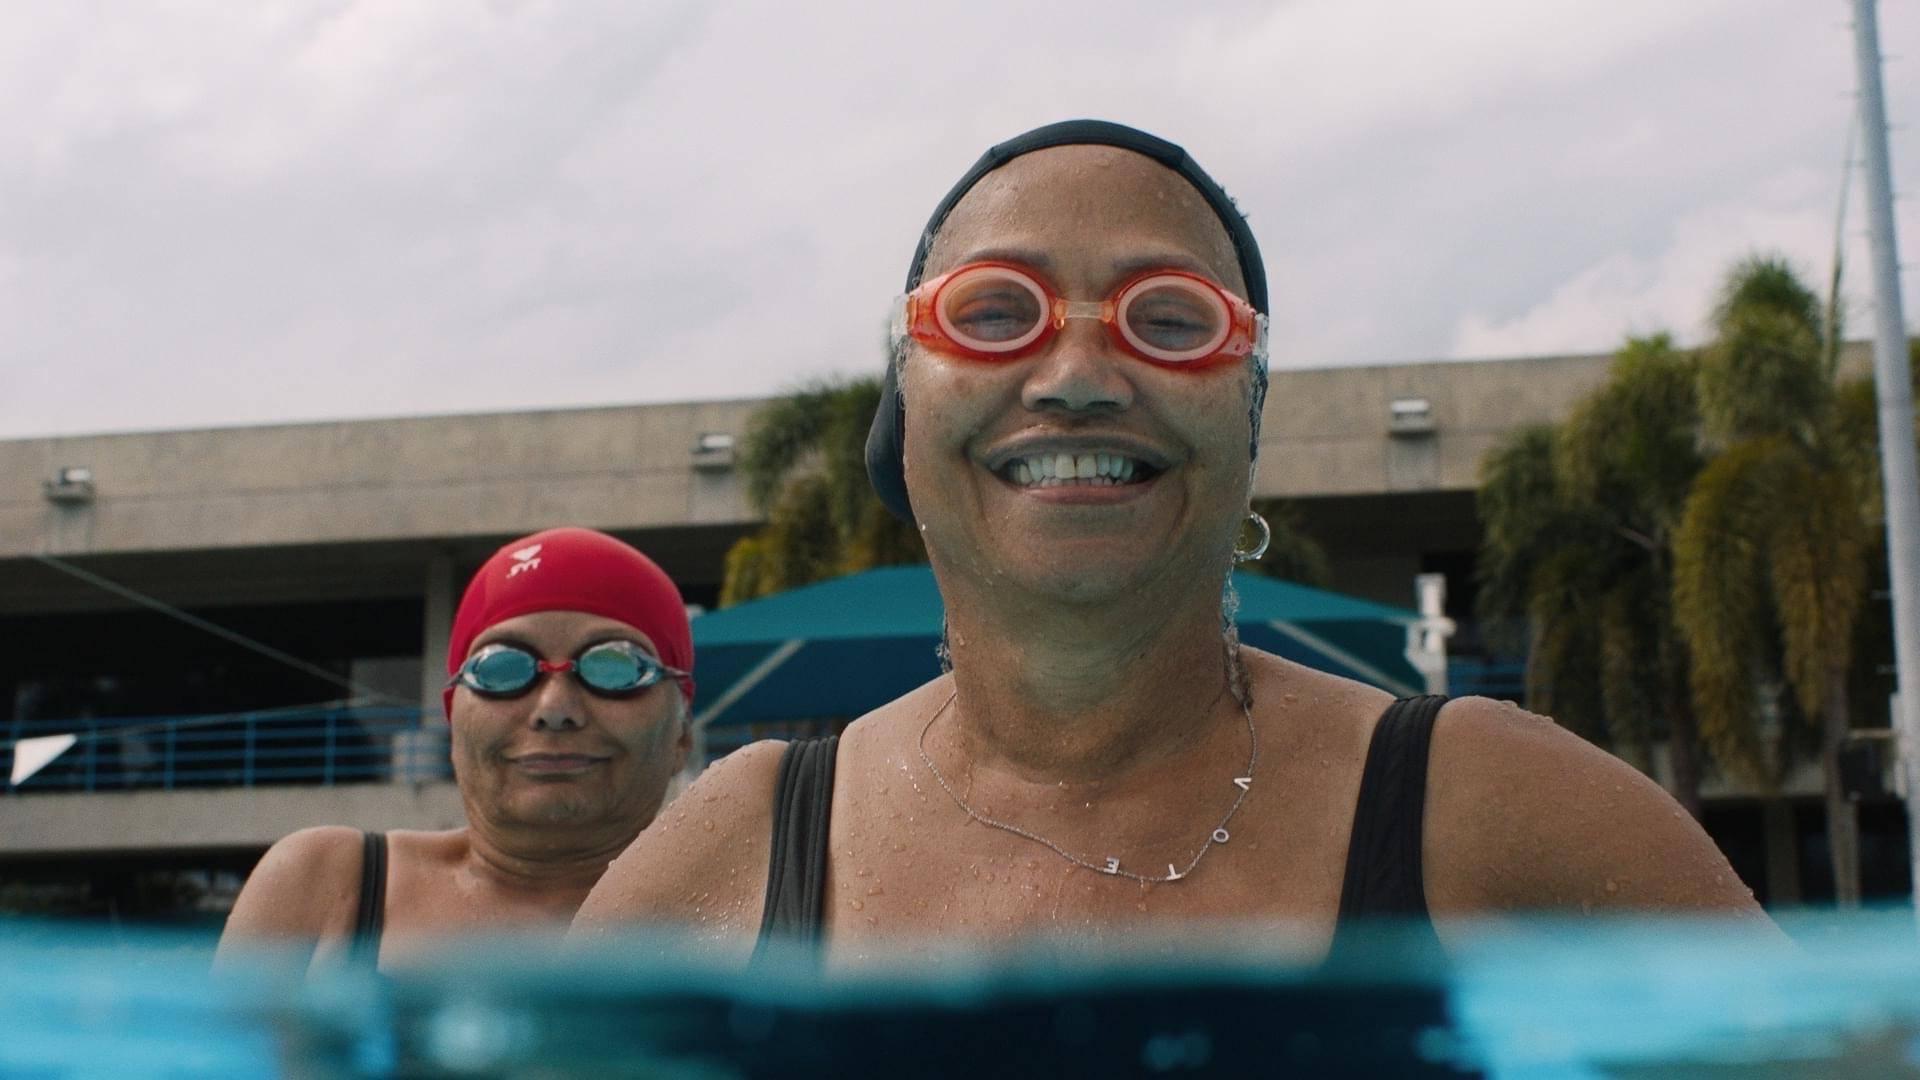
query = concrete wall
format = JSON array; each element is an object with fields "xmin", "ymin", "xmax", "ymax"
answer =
[
  {"xmin": 0, "ymin": 399, "xmax": 760, "ymax": 560},
  {"xmin": 5, "ymin": 345, "xmax": 1882, "ymax": 566},
  {"xmin": 1256, "ymin": 353, "xmax": 1612, "ymax": 499},
  {"xmin": 0, "ymin": 782, "xmax": 467, "ymax": 856}
]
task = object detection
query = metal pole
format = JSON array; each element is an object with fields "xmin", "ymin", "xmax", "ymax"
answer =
[{"xmin": 1851, "ymin": 0, "xmax": 1920, "ymax": 915}]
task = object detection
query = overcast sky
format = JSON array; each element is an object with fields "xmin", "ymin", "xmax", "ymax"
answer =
[{"xmin": 2, "ymin": 0, "xmax": 1915, "ymax": 439}]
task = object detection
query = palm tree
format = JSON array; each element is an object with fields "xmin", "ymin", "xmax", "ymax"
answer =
[
  {"xmin": 1555, "ymin": 335, "xmax": 1708, "ymax": 815},
  {"xmin": 720, "ymin": 378, "xmax": 924, "ymax": 607},
  {"xmin": 1475, "ymin": 336, "xmax": 1707, "ymax": 813},
  {"xmin": 1672, "ymin": 255, "xmax": 1879, "ymax": 905}
]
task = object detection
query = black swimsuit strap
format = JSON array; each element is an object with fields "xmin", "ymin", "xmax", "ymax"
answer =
[
  {"xmin": 747, "ymin": 699, "xmax": 1445, "ymax": 956},
  {"xmin": 1334, "ymin": 695, "xmax": 1448, "ymax": 927},
  {"xmin": 754, "ymin": 736, "xmax": 840, "ymax": 956},
  {"xmin": 353, "ymin": 830, "xmax": 387, "ymax": 961}
]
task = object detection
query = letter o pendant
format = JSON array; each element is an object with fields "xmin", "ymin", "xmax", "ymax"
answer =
[{"xmin": 1212, "ymin": 828, "xmax": 1231, "ymax": 844}]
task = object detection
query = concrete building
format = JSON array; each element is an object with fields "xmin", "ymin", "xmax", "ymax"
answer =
[{"xmin": 0, "ymin": 348, "xmax": 1905, "ymax": 915}]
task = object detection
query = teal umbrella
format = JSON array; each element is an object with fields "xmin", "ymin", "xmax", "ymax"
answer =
[{"xmin": 691, "ymin": 566, "xmax": 1428, "ymax": 732}]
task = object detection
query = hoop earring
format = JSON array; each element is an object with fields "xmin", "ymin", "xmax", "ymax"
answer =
[{"xmin": 1232, "ymin": 511, "xmax": 1271, "ymax": 563}]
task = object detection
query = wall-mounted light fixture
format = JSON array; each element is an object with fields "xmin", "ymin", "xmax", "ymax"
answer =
[
  {"xmin": 43, "ymin": 466, "xmax": 96, "ymax": 505},
  {"xmin": 692, "ymin": 432, "xmax": 736, "ymax": 471},
  {"xmin": 1388, "ymin": 397, "xmax": 1435, "ymax": 437}
]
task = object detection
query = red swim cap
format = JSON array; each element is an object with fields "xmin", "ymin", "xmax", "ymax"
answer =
[{"xmin": 444, "ymin": 527, "xmax": 694, "ymax": 719}]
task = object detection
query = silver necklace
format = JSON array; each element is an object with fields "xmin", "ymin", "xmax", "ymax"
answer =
[{"xmin": 916, "ymin": 687, "xmax": 1259, "ymax": 884}]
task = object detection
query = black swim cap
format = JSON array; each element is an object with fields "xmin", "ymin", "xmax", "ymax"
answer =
[{"xmin": 864, "ymin": 119, "xmax": 1269, "ymax": 524}]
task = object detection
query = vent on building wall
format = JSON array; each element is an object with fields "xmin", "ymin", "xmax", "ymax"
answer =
[
  {"xmin": 1388, "ymin": 397, "xmax": 1435, "ymax": 438},
  {"xmin": 43, "ymin": 466, "xmax": 96, "ymax": 505},
  {"xmin": 692, "ymin": 432, "xmax": 736, "ymax": 471}
]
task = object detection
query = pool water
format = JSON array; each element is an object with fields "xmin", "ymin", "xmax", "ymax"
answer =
[{"xmin": 6, "ymin": 913, "xmax": 1920, "ymax": 1078}]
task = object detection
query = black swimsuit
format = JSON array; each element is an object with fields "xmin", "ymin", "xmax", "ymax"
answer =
[
  {"xmin": 755, "ymin": 695, "xmax": 1449, "ymax": 953},
  {"xmin": 352, "ymin": 830, "xmax": 388, "ymax": 962}
]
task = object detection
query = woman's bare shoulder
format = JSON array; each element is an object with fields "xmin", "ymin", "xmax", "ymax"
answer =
[
  {"xmin": 1423, "ymin": 696, "xmax": 1763, "ymax": 917},
  {"xmin": 570, "ymin": 738, "xmax": 790, "ymax": 952},
  {"xmin": 214, "ymin": 825, "xmax": 368, "ymax": 966}
]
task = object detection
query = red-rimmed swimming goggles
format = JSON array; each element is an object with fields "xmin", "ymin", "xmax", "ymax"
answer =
[{"xmin": 895, "ymin": 261, "xmax": 1267, "ymax": 369}]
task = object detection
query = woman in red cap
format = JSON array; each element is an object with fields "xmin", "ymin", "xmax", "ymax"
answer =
[{"xmin": 217, "ymin": 527, "xmax": 694, "ymax": 971}]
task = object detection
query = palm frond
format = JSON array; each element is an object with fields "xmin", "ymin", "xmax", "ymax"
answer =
[
  {"xmin": 1674, "ymin": 440, "xmax": 1791, "ymax": 781},
  {"xmin": 737, "ymin": 382, "xmax": 850, "ymax": 514},
  {"xmin": 1712, "ymin": 254, "xmax": 1824, "ymax": 341},
  {"xmin": 1598, "ymin": 579, "xmax": 1654, "ymax": 762},
  {"xmin": 1766, "ymin": 459, "xmax": 1869, "ymax": 720},
  {"xmin": 1697, "ymin": 306, "xmax": 1828, "ymax": 445}
]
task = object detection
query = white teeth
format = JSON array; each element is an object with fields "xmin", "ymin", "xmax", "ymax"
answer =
[{"xmin": 1004, "ymin": 452, "xmax": 1148, "ymax": 488}]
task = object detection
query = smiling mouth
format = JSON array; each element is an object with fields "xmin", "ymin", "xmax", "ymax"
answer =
[
  {"xmin": 997, "ymin": 451, "xmax": 1162, "ymax": 489},
  {"xmin": 510, "ymin": 754, "xmax": 608, "ymax": 772}
]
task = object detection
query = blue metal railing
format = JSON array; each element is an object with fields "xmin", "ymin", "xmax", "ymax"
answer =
[
  {"xmin": 1448, "ymin": 657, "xmax": 1528, "ymax": 700},
  {"xmin": 2, "ymin": 706, "xmax": 450, "ymax": 794}
]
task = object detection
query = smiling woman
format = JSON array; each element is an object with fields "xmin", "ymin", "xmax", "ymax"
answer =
[
  {"xmin": 570, "ymin": 121, "xmax": 1775, "ymax": 970},
  {"xmin": 216, "ymin": 528, "xmax": 694, "ymax": 973}
]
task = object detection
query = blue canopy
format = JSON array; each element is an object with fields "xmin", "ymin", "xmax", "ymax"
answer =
[{"xmin": 691, "ymin": 566, "xmax": 1426, "ymax": 730}]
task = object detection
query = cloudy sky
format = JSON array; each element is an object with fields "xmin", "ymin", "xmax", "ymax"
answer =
[{"xmin": 2, "ymin": 0, "xmax": 1914, "ymax": 439}]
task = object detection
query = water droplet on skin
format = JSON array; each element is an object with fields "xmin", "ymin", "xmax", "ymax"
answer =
[
  {"xmin": 1027, "ymin": 860, "xmax": 1039, "ymax": 871},
  {"xmin": 850, "ymin": 899, "xmax": 865, "ymax": 911},
  {"xmin": 1605, "ymin": 879, "xmax": 1618, "ymax": 894},
  {"xmin": 1136, "ymin": 901, "xmax": 1149, "ymax": 912},
  {"xmin": 892, "ymin": 841, "xmax": 907, "ymax": 852},
  {"xmin": 702, "ymin": 820, "xmax": 715, "ymax": 832},
  {"xmin": 867, "ymin": 885, "xmax": 884, "ymax": 897},
  {"xmin": 856, "ymin": 866, "xmax": 872, "ymax": 878},
  {"xmin": 866, "ymin": 916, "xmax": 877, "ymax": 927}
]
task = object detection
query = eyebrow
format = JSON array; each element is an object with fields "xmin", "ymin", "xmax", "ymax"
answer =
[{"xmin": 950, "ymin": 247, "xmax": 1218, "ymax": 281}]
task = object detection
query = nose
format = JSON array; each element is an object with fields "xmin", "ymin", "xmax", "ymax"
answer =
[
  {"xmin": 1020, "ymin": 318, "xmax": 1135, "ymax": 415},
  {"xmin": 528, "ymin": 668, "xmax": 587, "ymax": 732}
]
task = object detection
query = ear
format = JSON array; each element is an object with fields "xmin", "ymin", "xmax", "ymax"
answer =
[{"xmin": 675, "ymin": 699, "xmax": 695, "ymax": 755}]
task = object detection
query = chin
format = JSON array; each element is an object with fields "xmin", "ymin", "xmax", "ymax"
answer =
[
  {"xmin": 1006, "ymin": 558, "xmax": 1150, "ymax": 606},
  {"xmin": 514, "ymin": 794, "xmax": 597, "ymax": 826}
]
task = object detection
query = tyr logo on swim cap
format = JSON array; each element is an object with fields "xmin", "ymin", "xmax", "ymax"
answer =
[
  {"xmin": 864, "ymin": 119, "xmax": 1271, "ymax": 525},
  {"xmin": 443, "ymin": 527, "xmax": 695, "ymax": 719}
]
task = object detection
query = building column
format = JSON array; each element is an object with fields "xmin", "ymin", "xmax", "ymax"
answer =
[
  {"xmin": 395, "ymin": 552, "xmax": 456, "ymax": 783},
  {"xmin": 419, "ymin": 551, "xmax": 455, "ymax": 718}
]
